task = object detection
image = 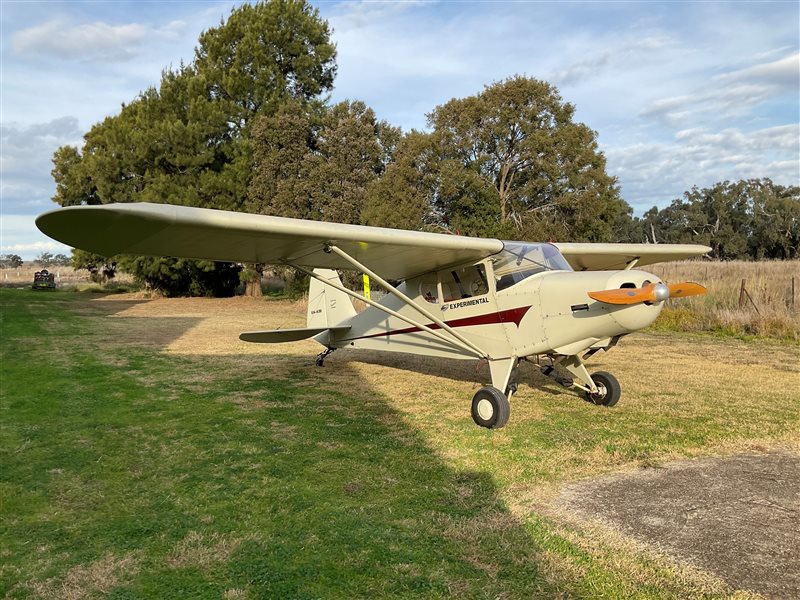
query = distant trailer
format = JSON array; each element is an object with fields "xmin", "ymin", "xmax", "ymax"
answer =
[{"xmin": 32, "ymin": 269, "xmax": 56, "ymax": 290}]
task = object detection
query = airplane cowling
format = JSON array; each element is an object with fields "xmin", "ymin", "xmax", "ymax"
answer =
[
  {"xmin": 600, "ymin": 270, "xmax": 666, "ymax": 333},
  {"xmin": 531, "ymin": 270, "xmax": 664, "ymax": 355}
]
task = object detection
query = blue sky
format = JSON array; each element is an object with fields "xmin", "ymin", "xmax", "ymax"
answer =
[{"xmin": 2, "ymin": 0, "xmax": 798, "ymax": 259}]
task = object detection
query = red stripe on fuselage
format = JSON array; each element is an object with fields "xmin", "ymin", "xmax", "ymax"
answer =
[{"xmin": 340, "ymin": 305, "xmax": 532, "ymax": 342}]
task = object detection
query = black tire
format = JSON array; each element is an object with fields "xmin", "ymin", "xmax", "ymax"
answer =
[
  {"xmin": 584, "ymin": 371, "xmax": 621, "ymax": 407},
  {"xmin": 471, "ymin": 386, "xmax": 510, "ymax": 429}
]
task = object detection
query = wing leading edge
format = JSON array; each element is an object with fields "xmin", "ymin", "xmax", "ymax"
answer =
[{"xmin": 36, "ymin": 203, "xmax": 504, "ymax": 281}]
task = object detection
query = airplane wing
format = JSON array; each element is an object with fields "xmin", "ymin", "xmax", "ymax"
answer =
[
  {"xmin": 553, "ymin": 242, "xmax": 710, "ymax": 271},
  {"xmin": 36, "ymin": 203, "xmax": 503, "ymax": 281}
]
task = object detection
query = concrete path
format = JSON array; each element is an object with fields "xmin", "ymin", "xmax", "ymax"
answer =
[{"xmin": 560, "ymin": 452, "xmax": 799, "ymax": 599}]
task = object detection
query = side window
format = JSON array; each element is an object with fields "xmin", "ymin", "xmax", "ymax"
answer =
[
  {"xmin": 441, "ymin": 265, "xmax": 488, "ymax": 301},
  {"xmin": 419, "ymin": 275, "xmax": 439, "ymax": 304}
]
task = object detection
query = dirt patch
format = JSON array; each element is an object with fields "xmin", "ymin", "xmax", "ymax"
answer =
[
  {"xmin": 558, "ymin": 452, "xmax": 800, "ymax": 599},
  {"xmin": 27, "ymin": 552, "xmax": 138, "ymax": 599},
  {"xmin": 93, "ymin": 294, "xmax": 310, "ymax": 358},
  {"xmin": 167, "ymin": 530, "xmax": 249, "ymax": 572}
]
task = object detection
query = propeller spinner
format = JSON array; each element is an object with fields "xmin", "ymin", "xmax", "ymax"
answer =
[{"xmin": 588, "ymin": 281, "xmax": 707, "ymax": 305}]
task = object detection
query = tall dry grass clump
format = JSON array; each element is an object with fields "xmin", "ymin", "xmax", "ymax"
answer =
[{"xmin": 648, "ymin": 260, "xmax": 800, "ymax": 341}]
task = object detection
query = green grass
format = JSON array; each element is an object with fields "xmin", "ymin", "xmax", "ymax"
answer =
[
  {"xmin": 0, "ymin": 291, "xmax": 549, "ymax": 598},
  {"xmin": 1, "ymin": 290, "xmax": 796, "ymax": 598}
]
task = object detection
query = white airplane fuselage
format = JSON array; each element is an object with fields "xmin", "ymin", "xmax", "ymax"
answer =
[{"xmin": 322, "ymin": 260, "xmax": 664, "ymax": 363}]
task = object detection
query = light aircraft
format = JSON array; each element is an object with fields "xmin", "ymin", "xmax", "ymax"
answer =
[{"xmin": 37, "ymin": 203, "xmax": 709, "ymax": 429}]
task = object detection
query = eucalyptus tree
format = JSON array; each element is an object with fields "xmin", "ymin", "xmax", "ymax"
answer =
[
  {"xmin": 426, "ymin": 76, "xmax": 630, "ymax": 241},
  {"xmin": 639, "ymin": 179, "xmax": 799, "ymax": 259}
]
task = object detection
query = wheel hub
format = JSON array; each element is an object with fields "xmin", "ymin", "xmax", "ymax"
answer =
[
  {"xmin": 476, "ymin": 398, "xmax": 494, "ymax": 420},
  {"xmin": 591, "ymin": 383, "xmax": 607, "ymax": 401}
]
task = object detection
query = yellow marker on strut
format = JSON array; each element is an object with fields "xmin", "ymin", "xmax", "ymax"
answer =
[{"xmin": 362, "ymin": 274, "xmax": 371, "ymax": 300}]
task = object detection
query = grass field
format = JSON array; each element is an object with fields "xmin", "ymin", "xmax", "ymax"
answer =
[
  {"xmin": 1, "ymin": 289, "xmax": 798, "ymax": 599},
  {"xmin": 649, "ymin": 260, "xmax": 800, "ymax": 341}
]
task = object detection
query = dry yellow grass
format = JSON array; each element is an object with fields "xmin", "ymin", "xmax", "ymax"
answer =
[
  {"xmin": 649, "ymin": 260, "xmax": 800, "ymax": 340},
  {"xmin": 167, "ymin": 531, "xmax": 253, "ymax": 572},
  {"xmin": 26, "ymin": 553, "xmax": 139, "ymax": 600}
]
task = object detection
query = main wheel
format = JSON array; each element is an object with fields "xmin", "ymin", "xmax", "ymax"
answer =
[
  {"xmin": 584, "ymin": 371, "xmax": 621, "ymax": 407},
  {"xmin": 471, "ymin": 386, "xmax": 510, "ymax": 429}
]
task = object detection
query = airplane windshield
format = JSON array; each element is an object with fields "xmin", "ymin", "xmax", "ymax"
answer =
[{"xmin": 493, "ymin": 243, "xmax": 572, "ymax": 291}]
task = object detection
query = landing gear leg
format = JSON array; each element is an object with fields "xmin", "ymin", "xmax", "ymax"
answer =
[
  {"xmin": 559, "ymin": 355, "xmax": 621, "ymax": 407},
  {"xmin": 314, "ymin": 347, "xmax": 335, "ymax": 367},
  {"xmin": 489, "ymin": 357, "xmax": 519, "ymax": 400}
]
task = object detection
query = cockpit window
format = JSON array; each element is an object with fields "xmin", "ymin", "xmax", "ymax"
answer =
[
  {"xmin": 441, "ymin": 264, "xmax": 489, "ymax": 301},
  {"xmin": 494, "ymin": 243, "xmax": 572, "ymax": 291}
]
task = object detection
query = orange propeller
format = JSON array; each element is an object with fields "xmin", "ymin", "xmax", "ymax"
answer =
[
  {"xmin": 588, "ymin": 282, "xmax": 706, "ymax": 305},
  {"xmin": 667, "ymin": 282, "xmax": 707, "ymax": 299}
]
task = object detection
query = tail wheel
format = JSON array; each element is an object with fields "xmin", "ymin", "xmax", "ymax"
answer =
[
  {"xmin": 584, "ymin": 371, "xmax": 621, "ymax": 407},
  {"xmin": 471, "ymin": 386, "xmax": 510, "ymax": 429}
]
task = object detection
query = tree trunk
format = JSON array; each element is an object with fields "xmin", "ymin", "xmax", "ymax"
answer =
[
  {"xmin": 243, "ymin": 263, "xmax": 264, "ymax": 297},
  {"xmin": 245, "ymin": 279, "xmax": 263, "ymax": 297}
]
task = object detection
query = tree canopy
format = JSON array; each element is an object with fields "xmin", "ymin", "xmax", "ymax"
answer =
[
  {"xmin": 636, "ymin": 179, "xmax": 800, "ymax": 260},
  {"xmin": 246, "ymin": 100, "xmax": 399, "ymax": 224},
  {"xmin": 371, "ymin": 77, "xmax": 630, "ymax": 242},
  {"xmin": 0, "ymin": 254, "xmax": 23, "ymax": 269}
]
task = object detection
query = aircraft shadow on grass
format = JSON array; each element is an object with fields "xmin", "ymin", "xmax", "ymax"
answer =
[
  {"xmin": 332, "ymin": 348, "xmax": 584, "ymax": 398},
  {"xmin": 61, "ymin": 296, "xmax": 565, "ymax": 597}
]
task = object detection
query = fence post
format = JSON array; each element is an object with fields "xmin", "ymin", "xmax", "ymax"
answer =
[
  {"xmin": 792, "ymin": 276, "xmax": 796, "ymax": 309},
  {"xmin": 739, "ymin": 279, "xmax": 761, "ymax": 315},
  {"xmin": 739, "ymin": 279, "xmax": 746, "ymax": 308}
]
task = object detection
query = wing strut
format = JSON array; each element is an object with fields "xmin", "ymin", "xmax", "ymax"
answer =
[
  {"xmin": 285, "ymin": 261, "xmax": 489, "ymax": 360},
  {"xmin": 623, "ymin": 257, "xmax": 640, "ymax": 270},
  {"xmin": 325, "ymin": 244, "xmax": 491, "ymax": 360}
]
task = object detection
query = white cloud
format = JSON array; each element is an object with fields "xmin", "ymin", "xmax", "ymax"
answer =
[
  {"xmin": 0, "ymin": 240, "xmax": 70, "ymax": 255},
  {"xmin": 329, "ymin": 1, "xmax": 427, "ymax": 32},
  {"xmin": 0, "ymin": 117, "xmax": 84, "ymax": 214},
  {"xmin": 641, "ymin": 52, "xmax": 799, "ymax": 126},
  {"xmin": 11, "ymin": 18, "xmax": 188, "ymax": 62},
  {"xmin": 550, "ymin": 36, "xmax": 674, "ymax": 86},
  {"xmin": 715, "ymin": 52, "xmax": 799, "ymax": 87},
  {"xmin": 674, "ymin": 124, "xmax": 799, "ymax": 152},
  {"xmin": 0, "ymin": 215, "xmax": 71, "ymax": 260},
  {"xmin": 608, "ymin": 124, "xmax": 800, "ymax": 211},
  {"xmin": 753, "ymin": 45, "xmax": 794, "ymax": 60}
]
